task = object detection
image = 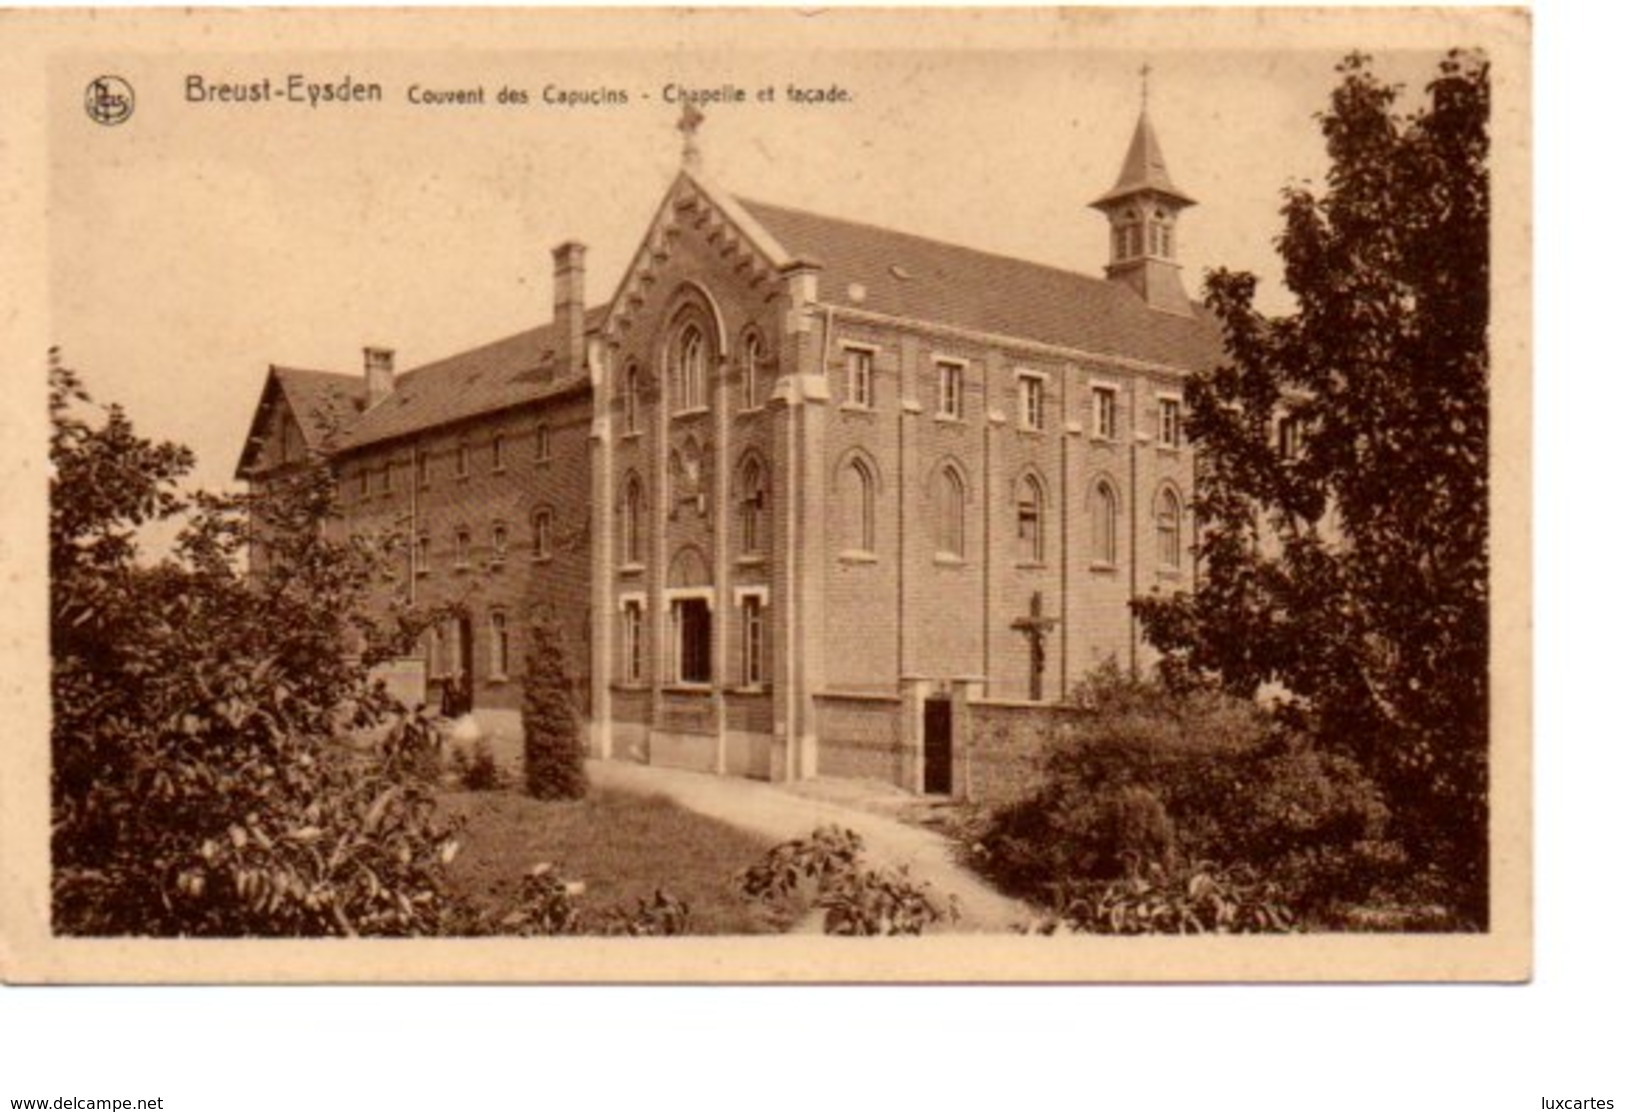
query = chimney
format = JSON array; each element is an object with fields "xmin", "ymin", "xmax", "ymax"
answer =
[
  {"xmin": 552, "ymin": 241, "xmax": 587, "ymax": 374},
  {"xmin": 364, "ymin": 346, "xmax": 395, "ymax": 407}
]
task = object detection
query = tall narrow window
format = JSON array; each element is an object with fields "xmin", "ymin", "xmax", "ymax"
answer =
[
  {"xmin": 739, "ymin": 458, "xmax": 766, "ymax": 556},
  {"xmin": 1159, "ymin": 397, "xmax": 1182, "ymax": 448},
  {"xmin": 670, "ymin": 598, "xmax": 712, "ymax": 685},
  {"xmin": 623, "ymin": 366, "xmax": 640, "ymax": 434},
  {"xmin": 415, "ymin": 531, "xmax": 430, "ymax": 577},
  {"xmin": 1277, "ymin": 414, "xmax": 1303, "ymax": 460},
  {"xmin": 1157, "ymin": 489, "xmax": 1183, "ymax": 569},
  {"xmin": 489, "ymin": 611, "xmax": 510, "ymax": 680},
  {"xmin": 678, "ymin": 324, "xmax": 707, "ymax": 412},
  {"xmin": 621, "ymin": 476, "xmax": 645, "ymax": 565},
  {"xmin": 934, "ymin": 466, "xmax": 966, "ymax": 559},
  {"xmin": 845, "ymin": 348, "xmax": 874, "ymax": 409},
  {"xmin": 491, "ymin": 434, "xmax": 506, "ymax": 471},
  {"xmin": 740, "ymin": 594, "xmax": 767, "ymax": 687},
  {"xmin": 532, "ymin": 509, "xmax": 553, "ymax": 560},
  {"xmin": 455, "ymin": 443, "xmax": 470, "ymax": 478},
  {"xmin": 841, "ymin": 458, "xmax": 876, "ymax": 554},
  {"xmin": 416, "ymin": 447, "xmax": 429, "ymax": 489},
  {"xmin": 741, "ymin": 335, "xmax": 762, "ymax": 410},
  {"xmin": 1092, "ymin": 481, "xmax": 1118, "ymax": 566},
  {"xmin": 937, "ymin": 361, "xmax": 964, "ymax": 419},
  {"xmin": 1018, "ymin": 375, "xmax": 1044, "ymax": 431},
  {"xmin": 534, "ymin": 423, "xmax": 552, "ymax": 463},
  {"xmin": 1017, "ymin": 476, "xmax": 1043, "ymax": 563},
  {"xmin": 380, "ymin": 459, "xmax": 393, "ymax": 494},
  {"xmin": 454, "ymin": 527, "xmax": 471, "ymax": 569},
  {"xmin": 622, "ymin": 601, "xmax": 644, "ymax": 683},
  {"xmin": 280, "ymin": 418, "xmax": 298, "ymax": 464},
  {"xmin": 491, "ymin": 521, "xmax": 509, "ymax": 565},
  {"xmin": 1092, "ymin": 385, "xmax": 1118, "ymax": 440}
]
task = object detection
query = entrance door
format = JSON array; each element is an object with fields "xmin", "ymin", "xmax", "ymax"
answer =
[
  {"xmin": 923, "ymin": 696, "xmax": 953, "ymax": 795},
  {"xmin": 456, "ymin": 615, "xmax": 475, "ymax": 715}
]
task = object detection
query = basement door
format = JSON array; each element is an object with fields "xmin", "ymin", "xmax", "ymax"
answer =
[{"xmin": 923, "ymin": 695, "xmax": 953, "ymax": 796}]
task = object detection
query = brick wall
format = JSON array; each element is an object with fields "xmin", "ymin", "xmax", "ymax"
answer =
[
  {"xmin": 958, "ymin": 697, "xmax": 1069, "ymax": 810},
  {"xmin": 814, "ymin": 692, "xmax": 905, "ymax": 783}
]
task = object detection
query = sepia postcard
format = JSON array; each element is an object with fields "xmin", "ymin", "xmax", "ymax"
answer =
[{"xmin": 0, "ymin": 6, "xmax": 1530, "ymax": 983}]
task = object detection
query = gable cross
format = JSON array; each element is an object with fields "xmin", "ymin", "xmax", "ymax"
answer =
[
  {"xmin": 1010, "ymin": 590, "xmax": 1059, "ymax": 701},
  {"xmin": 678, "ymin": 101, "xmax": 705, "ymax": 170}
]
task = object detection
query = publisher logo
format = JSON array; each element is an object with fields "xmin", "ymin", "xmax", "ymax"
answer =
[{"xmin": 85, "ymin": 76, "xmax": 135, "ymax": 126}]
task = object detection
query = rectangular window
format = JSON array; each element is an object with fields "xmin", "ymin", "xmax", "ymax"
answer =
[
  {"xmin": 845, "ymin": 348, "xmax": 874, "ymax": 409},
  {"xmin": 358, "ymin": 467, "xmax": 371, "ymax": 499},
  {"xmin": 1092, "ymin": 385, "xmax": 1118, "ymax": 440},
  {"xmin": 1277, "ymin": 415, "xmax": 1303, "ymax": 460},
  {"xmin": 532, "ymin": 510, "xmax": 553, "ymax": 560},
  {"xmin": 1159, "ymin": 397, "xmax": 1182, "ymax": 448},
  {"xmin": 489, "ymin": 612, "xmax": 510, "ymax": 680},
  {"xmin": 380, "ymin": 459, "xmax": 393, "ymax": 493},
  {"xmin": 416, "ymin": 448, "xmax": 429, "ymax": 489},
  {"xmin": 937, "ymin": 360, "xmax": 964, "ymax": 419},
  {"xmin": 456, "ymin": 443, "xmax": 470, "ymax": 478},
  {"xmin": 671, "ymin": 598, "xmax": 712, "ymax": 686},
  {"xmin": 491, "ymin": 522, "xmax": 508, "ymax": 565},
  {"xmin": 414, "ymin": 532, "xmax": 430, "ymax": 577},
  {"xmin": 1019, "ymin": 375, "xmax": 1044, "ymax": 431},
  {"xmin": 535, "ymin": 423, "xmax": 552, "ymax": 462},
  {"xmin": 623, "ymin": 601, "xmax": 644, "ymax": 683},
  {"xmin": 741, "ymin": 595, "xmax": 766, "ymax": 687},
  {"xmin": 454, "ymin": 528, "xmax": 471, "ymax": 570},
  {"xmin": 492, "ymin": 434, "xmax": 505, "ymax": 472}
]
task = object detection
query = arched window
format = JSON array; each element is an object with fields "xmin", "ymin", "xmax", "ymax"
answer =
[
  {"xmin": 621, "ymin": 476, "xmax": 645, "ymax": 565},
  {"xmin": 934, "ymin": 465, "xmax": 967, "ymax": 559},
  {"xmin": 491, "ymin": 521, "xmax": 509, "ymax": 564},
  {"xmin": 676, "ymin": 324, "xmax": 708, "ymax": 412},
  {"xmin": 738, "ymin": 457, "xmax": 767, "ymax": 555},
  {"xmin": 841, "ymin": 458, "xmax": 876, "ymax": 554},
  {"xmin": 1157, "ymin": 488, "xmax": 1183, "ymax": 569},
  {"xmin": 740, "ymin": 334, "xmax": 762, "ymax": 411},
  {"xmin": 623, "ymin": 364, "xmax": 640, "ymax": 434},
  {"xmin": 531, "ymin": 508, "xmax": 553, "ymax": 560},
  {"xmin": 1016, "ymin": 475, "xmax": 1044, "ymax": 564},
  {"xmin": 1092, "ymin": 480, "xmax": 1118, "ymax": 566}
]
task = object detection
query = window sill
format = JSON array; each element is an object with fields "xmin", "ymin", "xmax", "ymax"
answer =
[
  {"xmin": 736, "ymin": 405, "xmax": 766, "ymax": 417},
  {"xmin": 621, "ymin": 430, "xmax": 643, "ymax": 441},
  {"xmin": 486, "ymin": 676, "xmax": 510, "ymax": 686},
  {"xmin": 934, "ymin": 413, "xmax": 966, "ymax": 425},
  {"xmin": 728, "ymin": 684, "xmax": 772, "ymax": 696},
  {"xmin": 1015, "ymin": 560, "xmax": 1048, "ymax": 571},
  {"xmin": 492, "ymin": 466, "xmax": 507, "ymax": 476},
  {"xmin": 612, "ymin": 681, "xmax": 652, "ymax": 692},
  {"xmin": 619, "ymin": 562, "xmax": 646, "ymax": 576},
  {"xmin": 735, "ymin": 554, "xmax": 766, "ymax": 568},
  {"xmin": 532, "ymin": 553, "xmax": 555, "ymax": 564},
  {"xmin": 671, "ymin": 407, "xmax": 710, "ymax": 420},
  {"xmin": 838, "ymin": 550, "xmax": 879, "ymax": 565},
  {"xmin": 933, "ymin": 553, "xmax": 967, "ymax": 567},
  {"xmin": 839, "ymin": 403, "xmax": 877, "ymax": 416},
  {"xmin": 1016, "ymin": 425, "xmax": 1046, "ymax": 438},
  {"xmin": 1156, "ymin": 444, "xmax": 1182, "ymax": 456},
  {"xmin": 661, "ymin": 683, "xmax": 715, "ymax": 695},
  {"xmin": 1089, "ymin": 561, "xmax": 1119, "ymax": 574},
  {"xmin": 1090, "ymin": 435, "xmax": 1119, "ymax": 447}
]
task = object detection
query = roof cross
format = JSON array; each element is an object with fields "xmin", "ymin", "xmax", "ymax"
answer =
[
  {"xmin": 678, "ymin": 100, "xmax": 705, "ymax": 170},
  {"xmin": 1140, "ymin": 62, "xmax": 1152, "ymax": 110}
]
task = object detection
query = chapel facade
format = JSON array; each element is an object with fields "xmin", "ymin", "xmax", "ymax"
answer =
[{"xmin": 236, "ymin": 101, "xmax": 1219, "ymax": 797}]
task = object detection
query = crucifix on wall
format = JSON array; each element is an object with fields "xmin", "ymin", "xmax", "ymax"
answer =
[{"xmin": 1011, "ymin": 590, "xmax": 1059, "ymax": 702}]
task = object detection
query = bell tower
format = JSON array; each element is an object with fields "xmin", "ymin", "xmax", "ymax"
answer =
[{"xmin": 1090, "ymin": 68, "xmax": 1197, "ymax": 316}]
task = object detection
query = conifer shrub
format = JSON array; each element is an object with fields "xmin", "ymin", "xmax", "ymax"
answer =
[{"xmin": 521, "ymin": 616, "xmax": 587, "ymax": 800}]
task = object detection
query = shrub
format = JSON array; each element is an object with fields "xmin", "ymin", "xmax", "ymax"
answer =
[
  {"xmin": 1041, "ymin": 859, "xmax": 1296, "ymax": 935},
  {"xmin": 521, "ymin": 617, "xmax": 587, "ymax": 800},
  {"xmin": 450, "ymin": 738, "xmax": 505, "ymax": 792},
  {"xmin": 740, "ymin": 826, "xmax": 958, "ymax": 936},
  {"xmin": 969, "ymin": 663, "xmax": 1398, "ymax": 925}
]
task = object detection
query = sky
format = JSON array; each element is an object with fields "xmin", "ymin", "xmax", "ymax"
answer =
[{"xmin": 47, "ymin": 20, "xmax": 1452, "ymax": 511}]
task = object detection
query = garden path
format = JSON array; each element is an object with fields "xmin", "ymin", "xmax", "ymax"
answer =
[{"xmin": 586, "ymin": 759, "xmax": 1036, "ymax": 933}]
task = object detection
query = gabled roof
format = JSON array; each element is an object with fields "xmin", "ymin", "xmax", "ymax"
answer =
[
  {"xmin": 1090, "ymin": 109, "xmax": 1196, "ymax": 209},
  {"xmin": 738, "ymin": 199, "xmax": 1217, "ymax": 371},
  {"xmin": 332, "ymin": 306, "xmax": 608, "ymax": 453},
  {"xmin": 235, "ymin": 366, "xmax": 367, "ymax": 479}
]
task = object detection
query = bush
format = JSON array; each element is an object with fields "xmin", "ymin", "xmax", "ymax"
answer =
[
  {"xmin": 740, "ymin": 826, "xmax": 958, "ymax": 936},
  {"xmin": 450, "ymin": 738, "xmax": 505, "ymax": 792},
  {"xmin": 521, "ymin": 617, "xmax": 587, "ymax": 800},
  {"xmin": 1037, "ymin": 859, "xmax": 1296, "ymax": 935},
  {"xmin": 969, "ymin": 664, "xmax": 1398, "ymax": 926}
]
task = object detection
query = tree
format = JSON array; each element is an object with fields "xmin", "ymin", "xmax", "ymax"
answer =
[
  {"xmin": 521, "ymin": 615, "xmax": 587, "ymax": 800},
  {"xmin": 1133, "ymin": 52, "xmax": 1490, "ymax": 924},
  {"xmin": 50, "ymin": 353, "xmax": 460, "ymax": 935}
]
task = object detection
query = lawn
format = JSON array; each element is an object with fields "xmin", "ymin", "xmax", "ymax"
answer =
[{"xmin": 438, "ymin": 786, "xmax": 795, "ymax": 935}]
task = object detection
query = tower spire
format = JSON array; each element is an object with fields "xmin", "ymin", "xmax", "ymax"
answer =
[{"xmin": 1089, "ymin": 74, "xmax": 1197, "ymax": 316}]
